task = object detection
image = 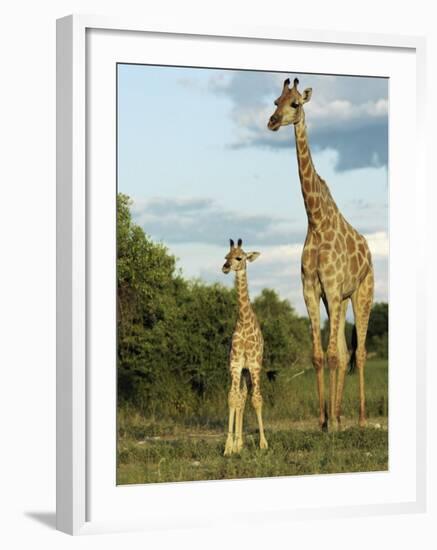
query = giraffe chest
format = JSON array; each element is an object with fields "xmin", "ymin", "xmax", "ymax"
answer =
[{"xmin": 231, "ymin": 319, "xmax": 263, "ymax": 357}]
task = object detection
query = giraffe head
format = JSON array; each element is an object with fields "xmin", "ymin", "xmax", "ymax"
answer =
[
  {"xmin": 267, "ymin": 77, "xmax": 312, "ymax": 131},
  {"xmin": 222, "ymin": 239, "xmax": 260, "ymax": 274}
]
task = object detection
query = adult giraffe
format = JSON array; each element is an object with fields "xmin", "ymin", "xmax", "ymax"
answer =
[{"xmin": 268, "ymin": 77, "xmax": 374, "ymax": 431}]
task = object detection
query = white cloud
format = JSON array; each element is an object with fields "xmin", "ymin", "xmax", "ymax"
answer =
[
  {"xmin": 364, "ymin": 231, "xmax": 389, "ymax": 258},
  {"xmin": 306, "ymin": 98, "xmax": 388, "ymax": 129},
  {"xmin": 210, "ymin": 71, "xmax": 388, "ymax": 171},
  {"xmin": 130, "ymin": 196, "xmax": 305, "ymax": 246}
]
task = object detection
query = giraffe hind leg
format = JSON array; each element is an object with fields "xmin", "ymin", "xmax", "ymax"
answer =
[
  {"xmin": 248, "ymin": 363, "xmax": 268, "ymax": 450},
  {"xmin": 351, "ymin": 269, "xmax": 374, "ymax": 428}
]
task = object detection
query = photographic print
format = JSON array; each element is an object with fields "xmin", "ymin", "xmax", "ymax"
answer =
[{"xmin": 116, "ymin": 64, "xmax": 388, "ymax": 485}]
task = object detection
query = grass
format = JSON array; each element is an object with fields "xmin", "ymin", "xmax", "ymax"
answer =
[{"xmin": 117, "ymin": 358, "xmax": 388, "ymax": 485}]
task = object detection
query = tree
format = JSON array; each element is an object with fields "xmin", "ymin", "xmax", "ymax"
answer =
[
  {"xmin": 321, "ymin": 317, "xmax": 355, "ymax": 350},
  {"xmin": 320, "ymin": 301, "xmax": 389, "ymax": 362},
  {"xmin": 117, "ymin": 194, "xmax": 183, "ymax": 405},
  {"xmin": 117, "ymin": 193, "xmax": 178, "ymax": 331},
  {"xmin": 253, "ymin": 289, "xmax": 311, "ymax": 379},
  {"xmin": 367, "ymin": 302, "xmax": 388, "ymax": 357},
  {"xmin": 367, "ymin": 302, "xmax": 388, "ymax": 341},
  {"xmin": 170, "ymin": 281, "xmax": 236, "ymax": 398}
]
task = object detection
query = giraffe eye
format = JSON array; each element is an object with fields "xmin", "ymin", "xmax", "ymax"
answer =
[
  {"xmin": 291, "ymin": 101, "xmax": 299, "ymax": 108},
  {"xmin": 235, "ymin": 257, "xmax": 242, "ymax": 261}
]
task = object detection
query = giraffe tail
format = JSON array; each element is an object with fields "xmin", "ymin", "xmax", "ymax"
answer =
[
  {"xmin": 348, "ymin": 325, "xmax": 358, "ymax": 374},
  {"xmin": 322, "ymin": 400, "xmax": 329, "ymax": 432},
  {"xmin": 241, "ymin": 368, "xmax": 252, "ymax": 394}
]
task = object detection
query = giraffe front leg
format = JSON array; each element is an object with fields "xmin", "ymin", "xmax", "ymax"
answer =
[
  {"xmin": 233, "ymin": 376, "xmax": 248, "ymax": 453},
  {"xmin": 224, "ymin": 403, "xmax": 236, "ymax": 456},
  {"xmin": 325, "ymin": 291, "xmax": 342, "ymax": 431},
  {"xmin": 224, "ymin": 362, "xmax": 242, "ymax": 456},
  {"xmin": 303, "ymin": 281, "xmax": 326, "ymax": 430}
]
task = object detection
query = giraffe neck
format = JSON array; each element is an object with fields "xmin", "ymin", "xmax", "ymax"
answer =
[
  {"xmin": 294, "ymin": 117, "xmax": 325, "ymax": 226},
  {"xmin": 235, "ymin": 269, "xmax": 253, "ymax": 320}
]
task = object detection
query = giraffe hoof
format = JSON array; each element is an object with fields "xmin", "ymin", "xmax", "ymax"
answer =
[
  {"xmin": 260, "ymin": 438, "xmax": 268, "ymax": 450},
  {"xmin": 329, "ymin": 420, "xmax": 340, "ymax": 433},
  {"xmin": 359, "ymin": 418, "xmax": 367, "ymax": 429}
]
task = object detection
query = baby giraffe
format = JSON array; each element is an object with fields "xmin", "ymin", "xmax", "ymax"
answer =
[{"xmin": 222, "ymin": 238, "xmax": 268, "ymax": 455}]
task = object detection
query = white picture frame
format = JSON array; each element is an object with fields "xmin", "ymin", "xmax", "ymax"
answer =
[{"xmin": 56, "ymin": 14, "xmax": 427, "ymax": 536}]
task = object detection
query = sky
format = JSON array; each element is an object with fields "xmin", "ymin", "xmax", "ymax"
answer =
[{"xmin": 117, "ymin": 64, "xmax": 388, "ymax": 316}]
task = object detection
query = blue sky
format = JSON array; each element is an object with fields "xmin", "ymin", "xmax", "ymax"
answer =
[{"xmin": 118, "ymin": 64, "xmax": 388, "ymax": 315}]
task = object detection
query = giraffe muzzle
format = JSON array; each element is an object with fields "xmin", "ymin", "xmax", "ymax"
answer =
[
  {"xmin": 268, "ymin": 115, "xmax": 281, "ymax": 131},
  {"xmin": 222, "ymin": 263, "xmax": 231, "ymax": 274}
]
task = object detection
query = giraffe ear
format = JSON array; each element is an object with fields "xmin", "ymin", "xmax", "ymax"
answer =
[
  {"xmin": 302, "ymin": 88, "xmax": 312, "ymax": 103},
  {"xmin": 246, "ymin": 251, "xmax": 260, "ymax": 263}
]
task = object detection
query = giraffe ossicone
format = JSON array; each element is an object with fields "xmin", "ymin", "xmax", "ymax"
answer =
[
  {"xmin": 268, "ymin": 77, "xmax": 374, "ymax": 431},
  {"xmin": 222, "ymin": 238, "xmax": 268, "ymax": 455}
]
